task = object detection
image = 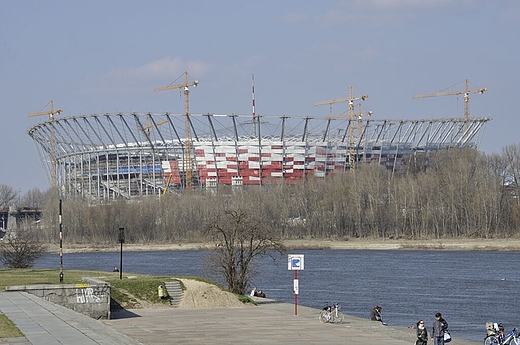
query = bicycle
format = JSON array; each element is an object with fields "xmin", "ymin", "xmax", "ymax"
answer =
[
  {"xmin": 484, "ymin": 326, "xmax": 520, "ymax": 345},
  {"xmin": 319, "ymin": 303, "xmax": 344, "ymax": 324}
]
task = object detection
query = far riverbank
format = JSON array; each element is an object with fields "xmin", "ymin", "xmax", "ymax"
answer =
[{"xmin": 46, "ymin": 238, "xmax": 520, "ymax": 254}]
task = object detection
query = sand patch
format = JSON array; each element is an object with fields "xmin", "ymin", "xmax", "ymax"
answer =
[{"xmin": 178, "ymin": 279, "xmax": 245, "ymax": 308}]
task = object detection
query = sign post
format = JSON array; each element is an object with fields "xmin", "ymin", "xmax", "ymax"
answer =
[
  {"xmin": 288, "ymin": 254, "xmax": 304, "ymax": 316},
  {"xmin": 59, "ymin": 199, "xmax": 64, "ymax": 283}
]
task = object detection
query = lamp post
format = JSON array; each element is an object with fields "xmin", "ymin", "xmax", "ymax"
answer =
[{"xmin": 118, "ymin": 227, "xmax": 125, "ymax": 280}]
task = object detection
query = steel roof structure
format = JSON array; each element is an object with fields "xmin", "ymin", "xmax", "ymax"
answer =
[{"xmin": 27, "ymin": 113, "xmax": 492, "ymax": 200}]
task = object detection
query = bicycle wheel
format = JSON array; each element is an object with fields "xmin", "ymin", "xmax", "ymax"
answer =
[
  {"xmin": 484, "ymin": 335, "xmax": 499, "ymax": 345},
  {"xmin": 319, "ymin": 310, "xmax": 329, "ymax": 323},
  {"xmin": 507, "ymin": 335, "xmax": 520, "ymax": 345},
  {"xmin": 331, "ymin": 311, "xmax": 344, "ymax": 324}
]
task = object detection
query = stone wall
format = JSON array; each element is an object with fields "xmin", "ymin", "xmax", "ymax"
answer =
[{"xmin": 6, "ymin": 277, "xmax": 111, "ymax": 319}]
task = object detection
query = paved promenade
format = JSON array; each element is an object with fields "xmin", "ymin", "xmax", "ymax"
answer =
[
  {"xmin": 0, "ymin": 292, "xmax": 479, "ymax": 345},
  {"xmin": 0, "ymin": 292, "xmax": 140, "ymax": 345}
]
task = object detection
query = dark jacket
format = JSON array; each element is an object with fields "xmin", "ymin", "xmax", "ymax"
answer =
[
  {"xmin": 370, "ymin": 308, "xmax": 381, "ymax": 321},
  {"xmin": 432, "ymin": 317, "xmax": 448, "ymax": 338},
  {"xmin": 416, "ymin": 326, "xmax": 428, "ymax": 345}
]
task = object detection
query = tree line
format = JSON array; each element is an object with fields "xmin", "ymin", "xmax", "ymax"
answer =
[{"xmin": 2, "ymin": 144, "xmax": 520, "ymax": 245}]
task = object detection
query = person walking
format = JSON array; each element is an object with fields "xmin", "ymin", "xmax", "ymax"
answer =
[
  {"xmin": 431, "ymin": 312, "xmax": 448, "ymax": 345},
  {"xmin": 416, "ymin": 319, "xmax": 428, "ymax": 345}
]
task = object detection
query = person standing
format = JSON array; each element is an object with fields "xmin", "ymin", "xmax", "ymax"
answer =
[
  {"xmin": 416, "ymin": 319, "xmax": 428, "ymax": 345},
  {"xmin": 432, "ymin": 312, "xmax": 448, "ymax": 345}
]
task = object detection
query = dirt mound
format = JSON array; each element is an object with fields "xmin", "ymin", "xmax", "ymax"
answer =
[{"xmin": 178, "ymin": 279, "xmax": 245, "ymax": 308}]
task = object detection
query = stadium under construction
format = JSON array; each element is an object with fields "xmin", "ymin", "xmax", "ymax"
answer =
[{"xmin": 27, "ymin": 112, "xmax": 492, "ymax": 200}]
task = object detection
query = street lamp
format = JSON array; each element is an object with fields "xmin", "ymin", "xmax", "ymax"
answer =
[{"xmin": 118, "ymin": 227, "xmax": 125, "ymax": 280}]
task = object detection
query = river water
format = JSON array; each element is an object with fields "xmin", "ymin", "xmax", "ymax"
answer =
[{"xmin": 34, "ymin": 248, "xmax": 519, "ymax": 343}]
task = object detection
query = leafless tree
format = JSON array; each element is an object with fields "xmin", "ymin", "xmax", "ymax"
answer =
[
  {"xmin": 0, "ymin": 228, "xmax": 46, "ymax": 268},
  {"xmin": 15, "ymin": 145, "xmax": 520, "ymax": 246},
  {"xmin": 204, "ymin": 208, "xmax": 286, "ymax": 294},
  {"xmin": 0, "ymin": 184, "xmax": 17, "ymax": 209},
  {"xmin": 18, "ymin": 188, "xmax": 46, "ymax": 208}
]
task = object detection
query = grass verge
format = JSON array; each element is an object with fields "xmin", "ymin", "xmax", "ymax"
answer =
[
  {"xmin": 0, "ymin": 269, "xmax": 243, "ymax": 338},
  {"xmin": 0, "ymin": 314, "xmax": 24, "ymax": 338}
]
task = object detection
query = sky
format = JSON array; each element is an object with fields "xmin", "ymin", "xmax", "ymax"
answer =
[{"xmin": 1, "ymin": 0, "xmax": 519, "ymax": 194}]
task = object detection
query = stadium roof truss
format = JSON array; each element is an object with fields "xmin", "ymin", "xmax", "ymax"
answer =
[{"xmin": 27, "ymin": 113, "xmax": 492, "ymax": 200}]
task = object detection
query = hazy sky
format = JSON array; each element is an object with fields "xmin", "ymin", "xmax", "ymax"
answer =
[{"xmin": 1, "ymin": 0, "xmax": 518, "ymax": 194}]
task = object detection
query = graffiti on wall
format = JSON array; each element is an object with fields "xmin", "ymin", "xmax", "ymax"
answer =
[{"xmin": 75, "ymin": 284, "xmax": 109, "ymax": 304}]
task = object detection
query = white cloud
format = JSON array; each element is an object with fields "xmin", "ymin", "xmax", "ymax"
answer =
[
  {"xmin": 309, "ymin": 0, "xmax": 465, "ymax": 27},
  {"xmin": 358, "ymin": 0, "xmax": 456, "ymax": 9},
  {"xmin": 81, "ymin": 57, "xmax": 210, "ymax": 94}
]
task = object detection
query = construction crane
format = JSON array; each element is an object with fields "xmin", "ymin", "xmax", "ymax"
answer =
[
  {"xmin": 138, "ymin": 119, "xmax": 169, "ymax": 137},
  {"xmin": 413, "ymin": 79, "xmax": 487, "ymax": 139},
  {"xmin": 154, "ymin": 71, "xmax": 198, "ymax": 191},
  {"xmin": 162, "ymin": 173, "xmax": 174, "ymax": 196},
  {"xmin": 315, "ymin": 86, "xmax": 368, "ymax": 172},
  {"xmin": 28, "ymin": 100, "xmax": 63, "ymax": 189},
  {"xmin": 356, "ymin": 104, "xmax": 372, "ymax": 143}
]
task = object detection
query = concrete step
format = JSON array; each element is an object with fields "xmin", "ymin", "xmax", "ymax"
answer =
[{"xmin": 164, "ymin": 281, "xmax": 183, "ymax": 308}]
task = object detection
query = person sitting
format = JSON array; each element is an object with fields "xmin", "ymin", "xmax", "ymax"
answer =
[
  {"xmin": 370, "ymin": 305, "xmax": 387, "ymax": 325},
  {"xmin": 113, "ymin": 266, "xmax": 119, "ymax": 272},
  {"xmin": 250, "ymin": 287, "xmax": 258, "ymax": 297},
  {"xmin": 257, "ymin": 290, "xmax": 266, "ymax": 298}
]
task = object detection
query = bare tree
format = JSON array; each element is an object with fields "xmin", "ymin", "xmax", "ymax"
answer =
[
  {"xmin": 0, "ymin": 184, "xmax": 17, "ymax": 209},
  {"xmin": 19, "ymin": 188, "xmax": 46, "ymax": 208},
  {"xmin": 0, "ymin": 228, "xmax": 46, "ymax": 268},
  {"xmin": 204, "ymin": 209, "xmax": 286, "ymax": 295}
]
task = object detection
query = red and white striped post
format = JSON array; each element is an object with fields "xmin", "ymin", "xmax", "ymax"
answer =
[{"xmin": 288, "ymin": 254, "xmax": 304, "ymax": 316}]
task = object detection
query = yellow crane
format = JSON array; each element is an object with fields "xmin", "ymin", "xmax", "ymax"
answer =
[
  {"xmin": 413, "ymin": 79, "xmax": 487, "ymax": 130},
  {"xmin": 356, "ymin": 104, "xmax": 372, "ymax": 143},
  {"xmin": 28, "ymin": 99, "xmax": 63, "ymax": 119},
  {"xmin": 154, "ymin": 71, "xmax": 198, "ymax": 191},
  {"xmin": 28, "ymin": 100, "xmax": 63, "ymax": 189},
  {"xmin": 413, "ymin": 79, "xmax": 486, "ymax": 143},
  {"xmin": 162, "ymin": 173, "xmax": 174, "ymax": 196},
  {"xmin": 315, "ymin": 86, "xmax": 368, "ymax": 172},
  {"xmin": 138, "ymin": 118, "xmax": 169, "ymax": 137}
]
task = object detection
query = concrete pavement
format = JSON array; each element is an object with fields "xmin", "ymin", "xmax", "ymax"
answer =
[
  {"xmin": 1, "ymin": 292, "xmax": 479, "ymax": 345},
  {"xmin": 105, "ymin": 300, "xmax": 413, "ymax": 345},
  {"xmin": 0, "ymin": 292, "xmax": 140, "ymax": 345}
]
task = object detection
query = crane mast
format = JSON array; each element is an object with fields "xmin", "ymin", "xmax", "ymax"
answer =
[
  {"xmin": 413, "ymin": 79, "xmax": 487, "ymax": 141},
  {"xmin": 138, "ymin": 119, "xmax": 169, "ymax": 137},
  {"xmin": 28, "ymin": 100, "xmax": 63, "ymax": 189},
  {"xmin": 356, "ymin": 104, "xmax": 372, "ymax": 143},
  {"xmin": 315, "ymin": 86, "xmax": 368, "ymax": 172},
  {"xmin": 154, "ymin": 71, "xmax": 198, "ymax": 191}
]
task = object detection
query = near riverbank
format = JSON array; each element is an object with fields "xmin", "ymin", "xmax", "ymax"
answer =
[
  {"xmin": 105, "ymin": 296, "xmax": 480, "ymax": 345},
  {"xmin": 47, "ymin": 238, "xmax": 520, "ymax": 254}
]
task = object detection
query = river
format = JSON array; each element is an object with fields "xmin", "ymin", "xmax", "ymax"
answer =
[{"xmin": 34, "ymin": 248, "xmax": 519, "ymax": 343}]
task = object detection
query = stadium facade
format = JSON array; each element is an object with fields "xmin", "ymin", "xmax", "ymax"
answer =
[{"xmin": 27, "ymin": 113, "xmax": 491, "ymax": 200}]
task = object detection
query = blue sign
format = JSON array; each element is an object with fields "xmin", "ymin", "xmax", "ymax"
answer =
[{"xmin": 288, "ymin": 254, "xmax": 304, "ymax": 270}]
